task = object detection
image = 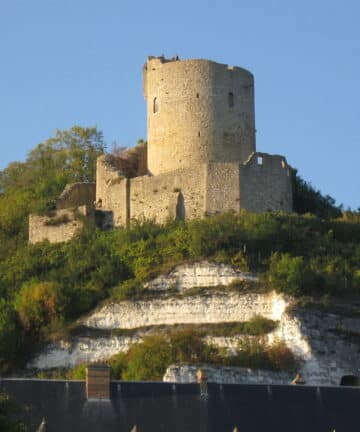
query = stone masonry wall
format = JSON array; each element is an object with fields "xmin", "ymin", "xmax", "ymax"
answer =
[
  {"xmin": 97, "ymin": 158, "xmax": 208, "ymax": 227},
  {"xmin": 144, "ymin": 57, "xmax": 255, "ymax": 176},
  {"xmin": 205, "ymin": 163, "xmax": 240, "ymax": 215},
  {"xmin": 95, "ymin": 154, "xmax": 293, "ymax": 229},
  {"xmin": 240, "ymin": 152, "xmax": 293, "ymax": 213},
  {"xmin": 29, "ymin": 206, "xmax": 91, "ymax": 244},
  {"xmin": 96, "ymin": 155, "xmax": 128, "ymax": 226},
  {"xmin": 129, "ymin": 165, "xmax": 207, "ymax": 224},
  {"xmin": 56, "ymin": 183, "xmax": 96, "ymax": 210}
]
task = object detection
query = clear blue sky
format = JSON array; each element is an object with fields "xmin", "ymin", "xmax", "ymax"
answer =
[{"xmin": 0, "ymin": 0, "xmax": 359, "ymax": 209}]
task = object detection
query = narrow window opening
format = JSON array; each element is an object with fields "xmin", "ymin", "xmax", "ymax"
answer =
[
  {"xmin": 281, "ymin": 160, "xmax": 286, "ymax": 169},
  {"xmin": 153, "ymin": 97, "xmax": 159, "ymax": 114},
  {"xmin": 198, "ymin": 131, "xmax": 201, "ymax": 137},
  {"xmin": 196, "ymin": 93, "xmax": 199, "ymax": 98},
  {"xmin": 228, "ymin": 92, "xmax": 234, "ymax": 108},
  {"xmin": 257, "ymin": 156, "xmax": 263, "ymax": 165}
]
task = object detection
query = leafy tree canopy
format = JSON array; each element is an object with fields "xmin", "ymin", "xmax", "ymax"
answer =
[
  {"xmin": 292, "ymin": 169, "xmax": 343, "ymax": 219},
  {"xmin": 0, "ymin": 126, "xmax": 105, "ymax": 248}
]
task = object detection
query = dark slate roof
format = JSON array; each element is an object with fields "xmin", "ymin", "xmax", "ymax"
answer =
[{"xmin": 1, "ymin": 379, "xmax": 359, "ymax": 432}]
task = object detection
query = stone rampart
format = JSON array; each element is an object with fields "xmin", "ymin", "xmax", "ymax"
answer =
[
  {"xmin": 129, "ymin": 165, "xmax": 207, "ymax": 224},
  {"xmin": 95, "ymin": 155, "xmax": 129, "ymax": 226},
  {"xmin": 29, "ymin": 205, "xmax": 92, "ymax": 244},
  {"xmin": 240, "ymin": 152, "xmax": 293, "ymax": 213},
  {"xmin": 205, "ymin": 162, "xmax": 241, "ymax": 215},
  {"xmin": 56, "ymin": 182, "xmax": 96, "ymax": 210}
]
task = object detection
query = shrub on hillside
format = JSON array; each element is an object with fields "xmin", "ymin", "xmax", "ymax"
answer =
[
  {"xmin": 242, "ymin": 315, "xmax": 278, "ymax": 335},
  {"xmin": 14, "ymin": 281, "xmax": 64, "ymax": 332},
  {"xmin": 122, "ymin": 335, "xmax": 174, "ymax": 381},
  {"xmin": 121, "ymin": 330, "xmax": 218, "ymax": 381},
  {"xmin": 267, "ymin": 253, "xmax": 307, "ymax": 296},
  {"xmin": 226, "ymin": 338, "xmax": 297, "ymax": 372},
  {"xmin": 0, "ymin": 301, "xmax": 23, "ymax": 372},
  {"xmin": 111, "ymin": 279, "xmax": 144, "ymax": 301},
  {"xmin": 267, "ymin": 253, "xmax": 302, "ymax": 294}
]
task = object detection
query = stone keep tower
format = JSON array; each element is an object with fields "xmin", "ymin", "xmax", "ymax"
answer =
[{"xmin": 143, "ymin": 57, "xmax": 256, "ymax": 175}]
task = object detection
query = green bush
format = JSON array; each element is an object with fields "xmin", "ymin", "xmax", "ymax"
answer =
[
  {"xmin": 267, "ymin": 253, "xmax": 306, "ymax": 296},
  {"xmin": 0, "ymin": 206, "xmax": 359, "ymax": 372},
  {"xmin": 242, "ymin": 315, "xmax": 278, "ymax": 335},
  {"xmin": 14, "ymin": 281, "xmax": 64, "ymax": 333},
  {"xmin": 169, "ymin": 329, "xmax": 218, "ymax": 363},
  {"xmin": 227, "ymin": 338, "xmax": 297, "ymax": 372},
  {"xmin": 36, "ymin": 363, "xmax": 87, "ymax": 380},
  {"xmin": 196, "ymin": 317, "xmax": 277, "ymax": 337},
  {"xmin": 115, "ymin": 330, "xmax": 219, "ymax": 381},
  {"xmin": 52, "ymin": 329, "xmax": 297, "ymax": 381},
  {"xmin": 122, "ymin": 335, "xmax": 174, "ymax": 381},
  {"xmin": 109, "ymin": 352, "xmax": 128, "ymax": 379},
  {"xmin": 111, "ymin": 279, "xmax": 144, "ymax": 301}
]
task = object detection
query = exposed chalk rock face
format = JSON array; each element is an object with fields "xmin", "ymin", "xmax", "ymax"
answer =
[
  {"xmin": 287, "ymin": 309, "xmax": 360, "ymax": 385},
  {"xmin": 83, "ymin": 291, "xmax": 284, "ymax": 329},
  {"xmin": 28, "ymin": 335, "xmax": 141, "ymax": 370},
  {"xmin": 26, "ymin": 261, "xmax": 360, "ymax": 386},
  {"xmin": 163, "ymin": 364, "xmax": 292, "ymax": 385},
  {"xmin": 144, "ymin": 261, "xmax": 258, "ymax": 292}
]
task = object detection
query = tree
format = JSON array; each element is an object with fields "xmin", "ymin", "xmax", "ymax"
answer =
[
  {"xmin": 26, "ymin": 126, "xmax": 105, "ymax": 184},
  {"xmin": 14, "ymin": 281, "xmax": 63, "ymax": 333},
  {"xmin": 292, "ymin": 169, "xmax": 342, "ymax": 219},
  {"xmin": 0, "ymin": 126, "xmax": 106, "ymax": 255}
]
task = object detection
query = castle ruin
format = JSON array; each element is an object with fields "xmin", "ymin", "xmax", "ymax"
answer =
[{"xmin": 29, "ymin": 56, "xmax": 293, "ymax": 243}]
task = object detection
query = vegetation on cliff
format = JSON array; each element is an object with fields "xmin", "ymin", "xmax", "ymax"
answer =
[
  {"xmin": 37, "ymin": 329, "xmax": 297, "ymax": 381},
  {"xmin": 0, "ymin": 125, "xmax": 359, "ymax": 374}
]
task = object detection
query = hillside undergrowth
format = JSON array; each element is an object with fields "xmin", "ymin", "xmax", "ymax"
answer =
[
  {"xmin": 0, "ymin": 211, "xmax": 359, "ymax": 373},
  {"xmin": 0, "ymin": 125, "xmax": 359, "ymax": 374}
]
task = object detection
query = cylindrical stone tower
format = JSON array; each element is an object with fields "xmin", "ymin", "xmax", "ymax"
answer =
[{"xmin": 143, "ymin": 56, "xmax": 256, "ymax": 176}]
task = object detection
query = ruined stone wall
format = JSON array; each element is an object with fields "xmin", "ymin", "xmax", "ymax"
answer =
[
  {"xmin": 239, "ymin": 153, "xmax": 293, "ymax": 213},
  {"xmin": 129, "ymin": 165, "xmax": 207, "ymax": 224},
  {"xmin": 144, "ymin": 57, "xmax": 255, "ymax": 175},
  {"xmin": 205, "ymin": 163, "xmax": 241, "ymax": 215},
  {"xmin": 95, "ymin": 154, "xmax": 292, "ymax": 228},
  {"xmin": 96, "ymin": 155, "xmax": 128, "ymax": 226},
  {"xmin": 56, "ymin": 183, "xmax": 96, "ymax": 210},
  {"xmin": 29, "ymin": 206, "xmax": 91, "ymax": 244}
]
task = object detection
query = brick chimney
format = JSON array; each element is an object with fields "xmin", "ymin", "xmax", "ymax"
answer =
[{"xmin": 86, "ymin": 365, "xmax": 111, "ymax": 400}]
